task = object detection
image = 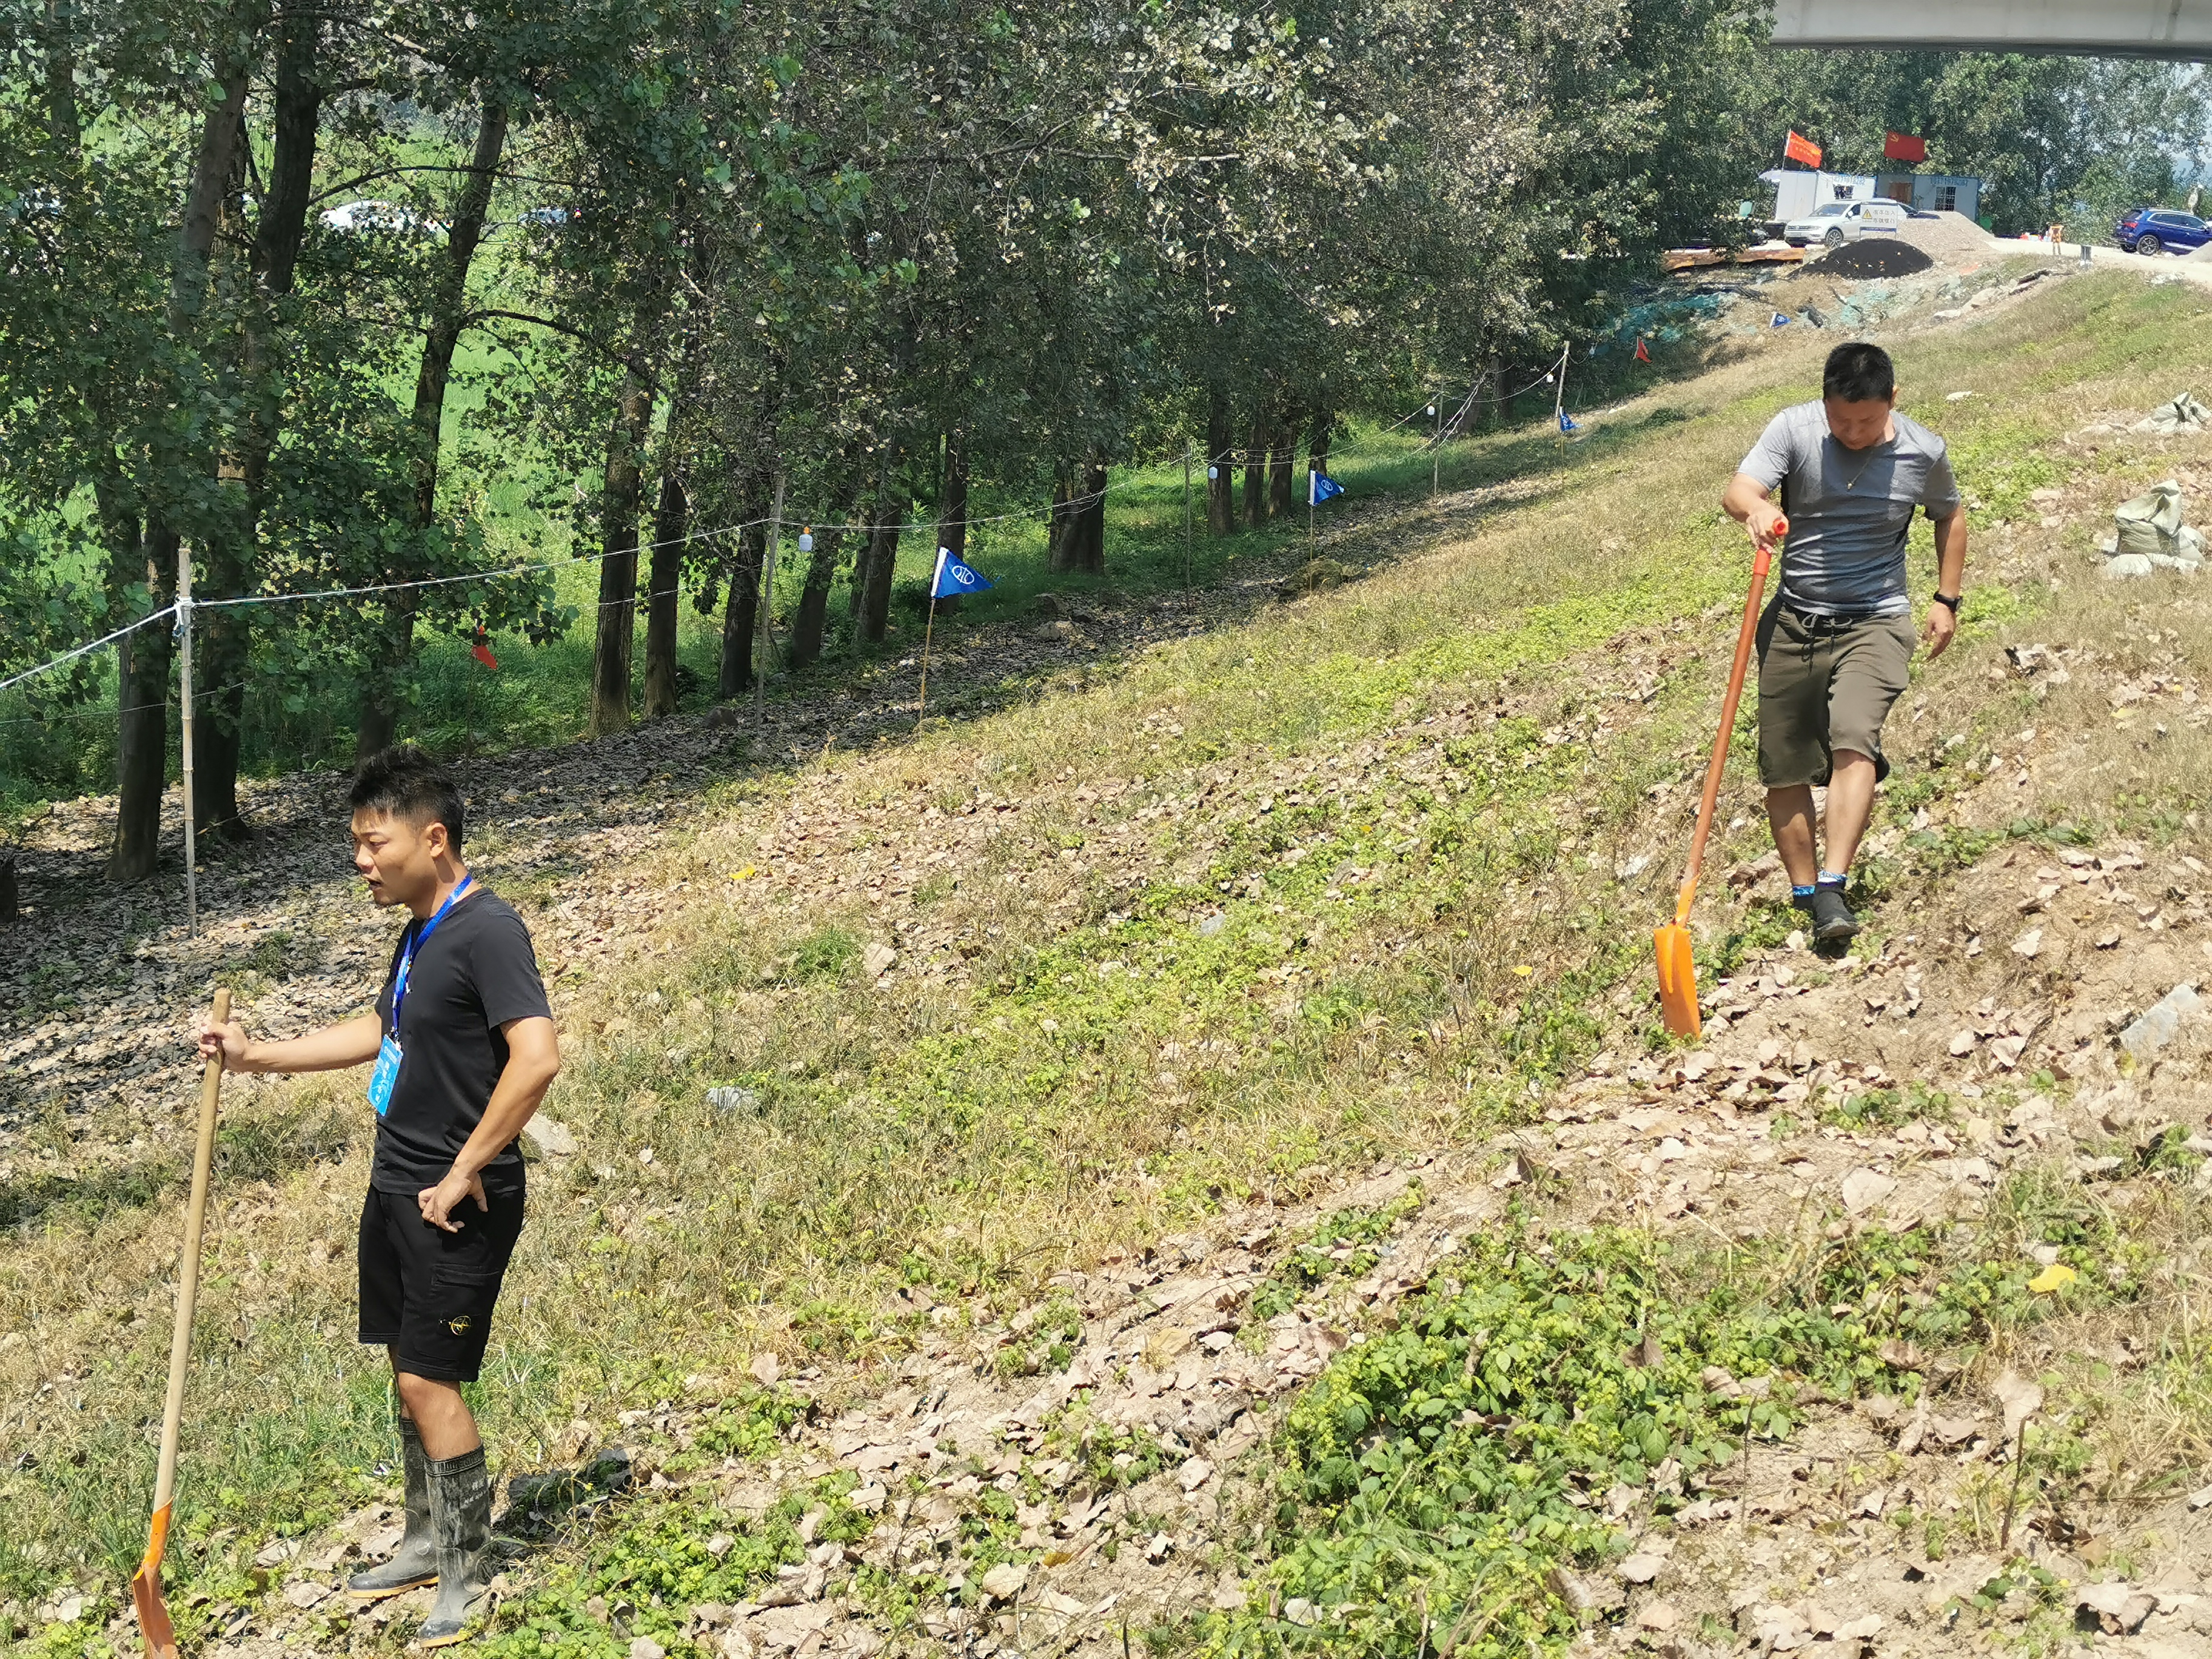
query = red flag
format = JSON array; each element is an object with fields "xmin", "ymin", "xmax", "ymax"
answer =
[
  {"xmin": 1783, "ymin": 130, "xmax": 1823, "ymax": 169},
  {"xmin": 1634, "ymin": 337, "xmax": 1651, "ymax": 364},
  {"xmin": 1883, "ymin": 131, "xmax": 1928, "ymax": 164},
  {"xmin": 471, "ymin": 629, "xmax": 498, "ymax": 671}
]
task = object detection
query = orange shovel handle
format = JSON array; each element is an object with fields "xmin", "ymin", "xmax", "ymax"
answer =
[{"xmin": 1672, "ymin": 543, "xmax": 1773, "ymax": 928}]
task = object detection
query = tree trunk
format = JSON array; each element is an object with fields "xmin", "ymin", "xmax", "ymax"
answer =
[
  {"xmin": 1048, "ymin": 460, "xmax": 1107, "ymax": 575},
  {"xmin": 110, "ymin": 531, "xmax": 172, "ymax": 883},
  {"xmin": 1047, "ymin": 461, "xmax": 1077, "ymax": 570},
  {"xmin": 1269, "ymin": 401, "xmax": 1299, "ymax": 518},
  {"xmin": 201, "ymin": 11, "xmax": 323, "ymax": 837},
  {"xmin": 1205, "ymin": 384, "xmax": 1235, "ymax": 536},
  {"xmin": 936, "ymin": 428, "xmax": 970, "ymax": 568},
  {"xmin": 355, "ymin": 98, "xmax": 509, "ymax": 759},
  {"xmin": 854, "ymin": 479, "xmax": 902, "ymax": 645},
  {"xmin": 642, "ymin": 467, "xmax": 687, "ymax": 718},
  {"xmin": 641, "ymin": 292, "xmax": 711, "ymax": 717},
  {"xmin": 112, "ymin": 15, "xmax": 256, "ymax": 881},
  {"xmin": 1079, "ymin": 461, "xmax": 1107, "ymax": 571},
  {"xmin": 1243, "ymin": 401, "xmax": 1269, "ymax": 528},
  {"xmin": 717, "ymin": 517, "xmax": 770, "ymax": 697},
  {"xmin": 1309, "ymin": 406, "xmax": 1335, "ymax": 477},
  {"xmin": 589, "ymin": 343, "xmax": 655, "ymax": 736},
  {"xmin": 791, "ymin": 480, "xmax": 859, "ymax": 669}
]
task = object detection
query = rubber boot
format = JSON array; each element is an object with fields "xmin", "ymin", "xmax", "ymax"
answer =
[
  {"xmin": 415, "ymin": 1446, "xmax": 493, "ymax": 1647},
  {"xmin": 348, "ymin": 1416, "xmax": 438, "ymax": 1601}
]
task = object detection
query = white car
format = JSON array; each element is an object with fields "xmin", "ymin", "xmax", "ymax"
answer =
[
  {"xmin": 320, "ymin": 199, "xmax": 441, "ymax": 236},
  {"xmin": 1783, "ymin": 198, "xmax": 1907, "ymax": 248}
]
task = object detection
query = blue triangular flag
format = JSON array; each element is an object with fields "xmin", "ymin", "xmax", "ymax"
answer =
[
  {"xmin": 1308, "ymin": 471, "xmax": 1344, "ymax": 505},
  {"xmin": 930, "ymin": 546, "xmax": 993, "ymax": 599},
  {"xmin": 1557, "ymin": 411, "xmax": 1579, "ymax": 434},
  {"xmin": 1771, "ymin": 312, "xmax": 1791, "ymax": 328}
]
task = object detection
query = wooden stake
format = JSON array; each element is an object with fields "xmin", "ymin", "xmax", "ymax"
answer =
[
  {"xmin": 175, "ymin": 543, "xmax": 198, "ymax": 935},
  {"xmin": 1182, "ymin": 438, "xmax": 1193, "ymax": 590},
  {"xmin": 916, "ymin": 548, "xmax": 943, "ymax": 731}
]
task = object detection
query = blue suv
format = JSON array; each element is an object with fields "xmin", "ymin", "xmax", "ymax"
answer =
[{"xmin": 2116, "ymin": 207, "xmax": 2211, "ymax": 256}]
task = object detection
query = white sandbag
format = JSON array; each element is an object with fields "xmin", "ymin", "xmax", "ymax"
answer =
[
  {"xmin": 2136, "ymin": 393, "xmax": 2212, "ymax": 434},
  {"xmin": 2115, "ymin": 480, "xmax": 2188, "ymax": 559}
]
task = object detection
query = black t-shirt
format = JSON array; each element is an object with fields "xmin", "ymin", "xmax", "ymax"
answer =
[{"xmin": 370, "ymin": 889, "xmax": 551, "ymax": 1196}]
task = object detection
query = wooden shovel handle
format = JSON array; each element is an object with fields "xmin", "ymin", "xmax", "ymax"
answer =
[
  {"xmin": 143, "ymin": 987, "xmax": 230, "ymax": 1559},
  {"xmin": 1672, "ymin": 547, "xmax": 1772, "ymax": 928}
]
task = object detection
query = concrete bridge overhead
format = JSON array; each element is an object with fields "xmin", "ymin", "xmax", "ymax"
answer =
[{"xmin": 1771, "ymin": 0, "xmax": 2212, "ymax": 58}]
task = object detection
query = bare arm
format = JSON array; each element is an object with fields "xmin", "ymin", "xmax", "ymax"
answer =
[
  {"xmin": 1923, "ymin": 507, "xmax": 1969, "ymax": 658},
  {"xmin": 418, "ymin": 1015, "xmax": 561, "ymax": 1231},
  {"xmin": 198, "ymin": 1011, "xmax": 384, "ymax": 1074},
  {"xmin": 1722, "ymin": 472, "xmax": 1788, "ymax": 553}
]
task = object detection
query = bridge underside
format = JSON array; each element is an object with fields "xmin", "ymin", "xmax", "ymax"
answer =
[{"xmin": 1771, "ymin": 0, "xmax": 2212, "ymax": 58}]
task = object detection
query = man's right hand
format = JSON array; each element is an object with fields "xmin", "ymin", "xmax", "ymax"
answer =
[
  {"xmin": 198, "ymin": 1018, "xmax": 255, "ymax": 1071},
  {"xmin": 1744, "ymin": 500, "xmax": 1789, "ymax": 554}
]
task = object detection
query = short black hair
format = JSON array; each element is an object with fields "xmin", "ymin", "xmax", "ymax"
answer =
[
  {"xmin": 350, "ymin": 745, "xmax": 465, "ymax": 850},
  {"xmin": 1823, "ymin": 342, "xmax": 1895, "ymax": 404}
]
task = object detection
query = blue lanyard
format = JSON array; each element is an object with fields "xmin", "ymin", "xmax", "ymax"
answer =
[{"xmin": 390, "ymin": 876, "xmax": 472, "ymax": 1037}]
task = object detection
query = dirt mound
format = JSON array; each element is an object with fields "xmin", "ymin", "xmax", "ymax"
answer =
[
  {"xmin": 1896, "ymin": 210, "xmax": 1997, "ymax": 264},
  {"xmin": 1805, "ymin": 238, "xmax": 1936, "ymax": 280}
]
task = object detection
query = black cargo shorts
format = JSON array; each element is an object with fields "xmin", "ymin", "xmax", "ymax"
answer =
[{"xmin": 357, "ymin": 1184, "xmax": 525, "ymax": 1382}]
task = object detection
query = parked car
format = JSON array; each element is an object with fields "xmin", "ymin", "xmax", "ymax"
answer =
[
  {"xmin": 320, "ymin": 199, "xmax": 441, "ymax": 236},
  {"xmin": 2114, "ymin": 207, "xmax": 2211, "ymax": 256},
  {"xmin": 1781, "ymin": 198, "xmax": 1908, "ymax": 249}
]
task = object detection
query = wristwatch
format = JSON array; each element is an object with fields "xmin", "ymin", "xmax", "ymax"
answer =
[{"xmin": 1932, "ymin": 592, "xmax": 1962, "ymax": 612}]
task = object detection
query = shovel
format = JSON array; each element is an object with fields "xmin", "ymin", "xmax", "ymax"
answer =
[
  {"xmin": 1655, "ymin": 535, "xmax": 1779, "ymax": 1038},
  {"xmin": 132, "ymin": 987, "xmax": 230, "ymax": 1659}
]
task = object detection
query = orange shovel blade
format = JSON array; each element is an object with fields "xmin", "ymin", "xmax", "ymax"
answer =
[
  {"xmin": 130, "ymin": 1567, "xmax": 178, "ymax": 1658},
  {"xmin": 1654, "ymin": 923, "xmax": 1702, "ymax": 1039},
  {"xmin": 132, "ymin": 1505, "xmax": 179, "ymax": 1658}
]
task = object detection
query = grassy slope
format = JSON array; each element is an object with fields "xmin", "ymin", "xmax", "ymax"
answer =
[{"xmin": 10, "ymin": 269, "xmax": 2212, "ymax": 1651}]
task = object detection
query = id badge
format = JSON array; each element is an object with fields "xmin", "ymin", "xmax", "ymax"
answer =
[{"xmin": 367, "ymin": 1035, "xmax": 403, "ymax": 1116}]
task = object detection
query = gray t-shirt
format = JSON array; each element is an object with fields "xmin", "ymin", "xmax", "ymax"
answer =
[{"xmin": 1737, "ymin": 403, "xmax": 1960, "ymax": 617}]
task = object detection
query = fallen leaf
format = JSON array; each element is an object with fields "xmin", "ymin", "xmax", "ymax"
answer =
[
  {"xmin": 1839, "ymin": 1169, "xmax": 1896, "ymax": 1215},
  {"xmin": 1618, "ymin": 1553, "xmax": 1664, "ymax": 1584},
  {"xmin": 1992, "ymin": 1370, "xmax": 2043, "ymax": 1440},
  {"xmin": 2028, "ymin": 1263, "xmax": 2078, "ymax": 1294}
]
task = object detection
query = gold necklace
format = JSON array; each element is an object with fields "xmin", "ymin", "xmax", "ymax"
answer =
[{"xmin": 1835, "ymin": 434, "xmax": 1890, "ymax": 491}]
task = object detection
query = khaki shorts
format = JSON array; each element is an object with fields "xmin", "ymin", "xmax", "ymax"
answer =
[{"xmin": 1754, "ymin": 604, "xmax": 1917, "ymax": 788}]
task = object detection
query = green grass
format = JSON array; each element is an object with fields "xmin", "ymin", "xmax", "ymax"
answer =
[
  {"xmin": 1206, "ymin": 1177, "xmax": 2162, "ymax": 1659},
  {"xmin": 12, "ymin": 270, "xmax": 2212, "ymax": 1638}
]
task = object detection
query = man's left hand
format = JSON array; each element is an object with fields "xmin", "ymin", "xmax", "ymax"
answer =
[
  {"xmin": 1922, "ymin": 600, "xmax": 1958, "ymax": 659},
  {"xmin": 420, "ymin": 1170, "xmax": 489, "ymax": 1233}
]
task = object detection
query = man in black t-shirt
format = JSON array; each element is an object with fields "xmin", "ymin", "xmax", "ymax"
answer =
[{"xmin": 199, "ymin": 746, "xmax": 559, "ymax": 1649}]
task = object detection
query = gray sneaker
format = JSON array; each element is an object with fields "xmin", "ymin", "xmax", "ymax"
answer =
[{"xmin": 1809, "ymin": 886, "xmax": 1858, "ymax": 944}]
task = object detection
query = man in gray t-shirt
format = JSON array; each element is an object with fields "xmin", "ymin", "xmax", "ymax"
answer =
[{"xmin": 1720, "ymin": 341, "xmax": 1968, "ymax": 946}]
